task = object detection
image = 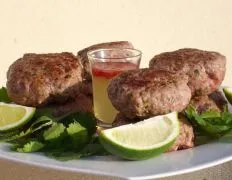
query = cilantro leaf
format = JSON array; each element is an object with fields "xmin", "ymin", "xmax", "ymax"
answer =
[
  {"xmin": 5, "ymin": 116, "xmax": 54, "ymax": 143},
  {"xmin": 185, "ymin": 105, "xmax": 232, "ymax": 137},
  {"xmin": 45, "ymin": 151, "xmax": 82, "ymax": 161},
  {"xmin": 60, "ymin": 112, "xmax": 96, "ymax": 136},
  {"xmin": 43, "ymin": 123, "xmax": 66, "ymax": 141},
  {"xmin": 45, "ymin": 137, "xmax": 109, "ymax": 161},
  {"xmin": 0, "ymin": 87, "xmax": 11, "ymax": 103},
  {"xmin": 0, "ymin": 105, "xmax": 99, "ymax": 160},
  {"xmin": 200, "ymin": 111, "xmax": 221, "ymax": 119},
  {"xmin": 78, "ymin": 136, "xmax": 110, "ymax": 157},
  {"xmin": 67, "ymin": 121, "xmax": 86, "ymax": 135},
  {"xmin": 48, "ymin": 143, "xmax": 109, "ymax": 161},
  {"xmin": 67, "ymin": 121, "xmax": 88, "ymax": 148},
  {"xmin": 31, "ymin": 116, "xmax": 53, "ymax": 133},
  {"xmin": 222, "ymin": 111, "xmax": 232, "ymax": 124},
  {"xmin": 0, "ymin": 130, "xmax": 21, "ymax": 142},
  {"xmin": 7, "ymin": 128, "xmax": 32, "ymax": 143},
  {"xmin": 17, "ymin": 141, "xmax": 44, "ymax": 153}
]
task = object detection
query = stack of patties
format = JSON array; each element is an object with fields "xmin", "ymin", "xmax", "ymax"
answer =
[
  {"xmin": 109, "ymin": 48, "xmax": 227, "ymax": 152},
  {"xmin": 6, "ymin": 41, "xmax": 134, "ymax": 116}
]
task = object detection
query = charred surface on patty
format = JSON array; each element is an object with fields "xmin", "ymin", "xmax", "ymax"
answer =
[
  {"xmin": 7, "ymin": 52, "xmax": 83, "ymax": 107},
  {"xmin": 149, "ymin": 48, "xmax": 226, "ymax": 95},
  {"xmin": 108, "ymin": 69, "xmax": 191, "ymax": 119}
]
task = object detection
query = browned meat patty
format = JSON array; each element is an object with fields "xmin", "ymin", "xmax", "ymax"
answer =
[
  {"xmin": 77, "ymin": 41, "xmax": 134, "ymax": 95},
  {"xmin": 7, "ymin": 52, "xmax": 83, "ymax": 107},
  {"xmin": 108, "ymin": 69, "xmax": 191, "ymax": 119},
  {"xmin": 112, "ymin": 113, "xmax": 194, "ymax": 152},
  {"xmin": 112, "ymin": 113, "xmax": 139, "ymax": 126},
  {"xmin": 167, "ymin": 114, "xmax": 194, "ymax": 152},
  {"xmin": 52, "ymin": 94, "xmax": 93, "ymax": 117},
  {"xmin": 190, "ymin": 90, "xmax": 227, "ymax": 113},
  {"xmin": 149, "ymin": 48, "xmax": 226, "ymax": 95}
]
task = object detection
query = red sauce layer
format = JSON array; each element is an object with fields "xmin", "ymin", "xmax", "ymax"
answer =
[{"xmin": 92, "ymin": 62, "xmax": 138, "ymax": 79}]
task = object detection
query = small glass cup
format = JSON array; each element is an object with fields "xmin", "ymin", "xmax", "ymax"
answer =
[{"xmin": 88, "ymin": 48, "xmax": 141, "ymax": 126}]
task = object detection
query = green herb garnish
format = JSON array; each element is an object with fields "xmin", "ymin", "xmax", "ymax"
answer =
[
  {"xmin": 185, "ymin": 105, "xmax": 232, "ymax": 137},
  {"xmin": 0, "ymin": 109, "xmax": 107, "ymax": 160},
  {"xmin": 17, "ymin": 141, "xmax": 44, "ymax": 153},
  {"xmin": 0, "ymin": 85, "xmax": 103, "ymax": 161}
]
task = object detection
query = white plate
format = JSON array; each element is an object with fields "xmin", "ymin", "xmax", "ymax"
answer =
[
  {"xmin": 1, "ymin": 141, "xmax": 232, "ymax": 180},
  {"xmin": 0, "ymin": 94, "xmax": 232, "ymax": 180}
]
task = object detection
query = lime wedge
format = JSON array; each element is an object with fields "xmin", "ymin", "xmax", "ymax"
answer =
[
  {"xmin": 0, "ymin": 103, "xmax": 36, "ymax": 132},
  {"xmin": 99, "ymin": 112, "xmax": 179, "ymax": 160},
  {"xmin": 223, "ymin": 87, "xmax": 232, "ymax": 104}
]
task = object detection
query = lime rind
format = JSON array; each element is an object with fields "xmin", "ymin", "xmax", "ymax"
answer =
[
  {"xmin": 99, "ymin": 133, "xmax": 175, "ymax": 160},
  {"xmin": 102, "ymin": 113, "xmax": 179, "ymax": 150},
  {"xmin": 99, "ymin": 112, "xmax": 179, "ymax": 160},
  {"xmin": 0, "ymin": 103, "xmax": 36, "ymax": 132},
  {"xmin": 223, "ymin": 87, "xmax": 232, "ymax": 104}
]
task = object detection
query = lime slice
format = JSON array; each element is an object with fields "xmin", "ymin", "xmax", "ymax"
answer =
[
  {"xmin": 0, "ymin": 103, "xmax": 36, "ymax": 132},
  {"xmin": 223, "ymin": 87, "xmax": 232, "ymax": 104},
  {"xmin": 99, "ymin": 112, "xmax": 179, "ymax": 160}
]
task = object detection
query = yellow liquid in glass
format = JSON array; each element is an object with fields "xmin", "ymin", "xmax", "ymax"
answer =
[
  {"xmin": 91, "ymin": 62, "xmax": 138, "ymax": 124},
  {"xmin": 92, "ymin": 76, "xmax": 118, "ymax": 124}
]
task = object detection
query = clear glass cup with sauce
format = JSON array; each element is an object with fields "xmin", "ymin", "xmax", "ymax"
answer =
[{"xmin": 87, "ymin": 48, "xmax": 142, "ymax": 126}]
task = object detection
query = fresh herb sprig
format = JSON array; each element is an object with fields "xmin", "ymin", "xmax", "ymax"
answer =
[
  {"xmin": 185, "ymin": 105, "xmax": 232, "ymax": 137},
  {"xmin": 0, "ymin": 86, "xmax": 108, "ymax": 160},
  {"xmin": 0, "ymin": 111, "xmax": 109, "ymax": 160}
]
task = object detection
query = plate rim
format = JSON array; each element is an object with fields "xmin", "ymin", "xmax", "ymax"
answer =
[{"xmin": 1, "ymin": 146, "xmax": 232, "ymax": 180}]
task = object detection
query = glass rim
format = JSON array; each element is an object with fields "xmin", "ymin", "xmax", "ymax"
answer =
[{"xmin": 87, "ymin": 48, "xmax": 142, "ymax": 60}]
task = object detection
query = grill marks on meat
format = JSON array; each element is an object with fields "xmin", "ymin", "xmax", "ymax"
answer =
[
  {"xmin": 108, "ymin": 69, "xmax": 191, "ymax": 119},
  {"xmin": 7, "ymin": 52, "xmax": 83, "ymax": 107},
  {"xmin": 149, "ymin": 48, "xmax": 226, "ymax": 95}
]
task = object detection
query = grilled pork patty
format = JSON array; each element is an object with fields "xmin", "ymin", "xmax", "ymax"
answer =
[
  {"xmin": 149, "ymin": 48, "xmax": 226, "ymax": 95},
  {"xmin": 7, "ymin": 52, "xmax": 83, "ymax": 107},
  {"xmin": 108, "ymin": 69, "xmax": 191, "ymax": 119}
]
